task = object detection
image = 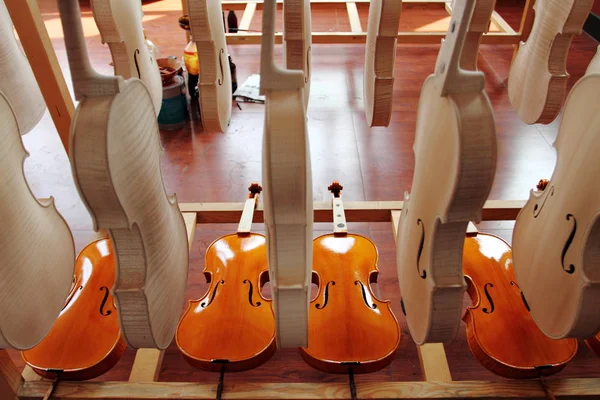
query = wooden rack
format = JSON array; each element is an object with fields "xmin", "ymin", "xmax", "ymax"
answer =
[{"xmin": 5, "ymin": 0, "xmax": 599, "ymax": 399}]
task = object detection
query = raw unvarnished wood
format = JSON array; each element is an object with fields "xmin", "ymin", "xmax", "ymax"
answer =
[
  {"xmin": 363, "ymin": 0, "xmax": 402, "ymax": 127},
  {"xmin": 512, "ymin": 68, "xmax": 600, "ymax": 339},
  {"xmin": 346, "ymin": 2, "xmax": 362, "ymax": 32},
  {"xmin": 4, "ymin": 0, "xmax": 73, "ymax": 149},
  {"xmin": 396, "ymin": 0, "xmax": 497, "ymax": 344},
  {"xmin": 188, "ymin": 0, "xmax": 233, "ymax": 132},
  {"xmin": 508, "ymin": 0, "xmax": 594, "ymax": 124},
  {"xmin": 586, "ymin": 45, "xmax": 600, "ymax": 74},
  {"xmin": 239, "ymin": 2, "xmax": 257, "ymax": 30},
  {"xmin": 90, "ymin": 0, "xmax": 163, "ymax": 114},
  {"xmin": 60, "ymin": 0, "xmax": 189, "ymax": 349},
  {"xmin": 0, "ymin": 91, "xmax": 75, "ymax": 350},
  {"xmin": 283, "ymin": 0, "xmax": 312, "ymax": 108},
  {"xmin": 261, "ymin": 0, "xmax": 312, "ymax": 348},
  {"xmin": 391, "ymin": 211, "xmax": 452, "ymax": 382},
  {"xmin": 0, "ymin": 0, "xmax": 45, "ymax": 135}
]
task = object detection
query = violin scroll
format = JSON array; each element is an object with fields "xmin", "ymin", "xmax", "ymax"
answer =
[
  {"xmin": 248, "ymin": 182, "xmax": 263, "ymax": 198},
  {"xmin": 328, "ymin": 181, "xmax": 343, "ymax": 198}
]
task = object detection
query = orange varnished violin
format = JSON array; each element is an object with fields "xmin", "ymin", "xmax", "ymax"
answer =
[
  {"xmin": 300, "ymin": 182, "xmax": 400, "ymax": 374},
  {"xmin": 463, "ymin": 225, "xmax": 577, "ymax": 379},
  {"xmin": 176, "ymin": 183, "xmax": 276, "ymax": 372},
  {"xmin": 22, "ymin": 238, "xmax": 126, "ymax": 380},
  {"xmin": 585, "ymin": 333, "xmax": 600, "ymax": 356}
]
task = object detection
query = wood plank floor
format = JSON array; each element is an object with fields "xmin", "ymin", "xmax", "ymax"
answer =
[{"xmin": 11, "ymin": 0, "xmax": 600, "ymax": 387}]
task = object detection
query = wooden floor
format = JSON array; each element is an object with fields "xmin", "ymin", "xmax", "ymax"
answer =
[{"xmin": 12, "ymin": 0, "xmax": 600, "ymax": 387}]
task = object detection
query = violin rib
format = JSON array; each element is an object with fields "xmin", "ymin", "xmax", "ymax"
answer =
[{"xmin": 283, "ymin": 0, "xmax": 312, "ymax": 108}]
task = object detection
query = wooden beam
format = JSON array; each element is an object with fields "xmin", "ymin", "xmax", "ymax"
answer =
[
  {"xmin": 239, "ymin": 3, "xmax": 257, "ymax": 31},
  {"xmin": 346, "ymin": 2, "xmax": 362, "ymax": 33},
  {"xmin": 490, "ymin": 11, "xmax": 516, "ymax": 34},
  {"xmin": 4, "ymin": 0, "xmax": 74, "ymax": 152},
  {"xmin": 128, "ymin": 213, "xmax": 196, "ymax": 383},
  {"xmin": 21, "ymin": 367, "xmax": 42, "ymax": 382},
  {"xmin": 518, "ymin": 0, "xmax": 535, "ymax": 41},
  {"xmin": 390, "ymin": 211, "xmax": 452, "ymax": 383},
  {"xmin": 18, "ymin": 378, "xmax": 600, "ymax": 399},
  {"xmin": 0, "ymin": 350, "xmax": 21, "ymax": 400}
]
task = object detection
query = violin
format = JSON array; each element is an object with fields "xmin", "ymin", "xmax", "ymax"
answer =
[
  {"xmin": 396, "ymin": 0, "xmax": 496, "ymax": 344},
  {"xmin": 187, "ymin": 0, "xmax": 232, "ymax": 132},
  {"xmin": 463, "ymin": 226, "xmax": 577, "ymax": 379},
  {"xmin": 176, "ymin": 183, "xmax": 276, "ymax": 372},
  {"xmin": 587, "ymin": 45, "xmax": 600, "ymax": 75},
  {"xmin": 585, "ymin": 333, "xmax": 600, "ymax": 356},
  {"xmin": 90, "ymin": 0, "xmax": 163, "ymax": 114},
  {"xmin": 300, "ymin": 182, "xmax": 400, "ymax": 373},
  {"xmin": 512, "ymin": 62, "xmax": 600, "ymax": 339},
  {"xmin": 363, "ymin": 0, "xmax": 401, "ymax": 127},
  {"xmin": 0, "ymin": 91, "xmax": 74, "ymax": 350},
  {"xmin": 60, "ymin": 0, "xmax": 189, "ymax": 348},
  {"xmin": 508, "ymin": 0, "xmax": 594, "ymax": 124},
  {"xmin": 283, "ymin": 0, "xmax": 312, "ymax": 108},
  {"xmin": 22, "ymin": 239, "xmax": 126, "ymax": 380}
]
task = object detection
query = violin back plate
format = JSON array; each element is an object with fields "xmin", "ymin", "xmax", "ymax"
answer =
[
  {"xmin": 513, "ymin": 72, "xmax": 600, "ymax": 339},
  {"xmin": 91, "ymin": 0, "xmax": 163, "ymax": 114},
  {"xmin": 188, "ymin": 0, "xmax": 232, "ymax": 133},
  {"xmin": 0, "ymin": 92, "xmax": 74, "ymax": 350},
  {"xmin": 0, "ymin": 0, "xmax": 45, "ymax": 134},
  {"xmin": 508, "ymin": 0, "xmax": 594, "ymax": 124},
  {"xmin": 587, "ymin": 45, "xmax": 600, "ymax": 75}
]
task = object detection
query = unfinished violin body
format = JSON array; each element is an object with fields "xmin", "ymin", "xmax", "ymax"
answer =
[
  {"xmin": 283, "ymin": 0, "xmax": 312, "ymax": 108},
  {"xmin": 176, "ymin": 184, "xmax": 276, "ymax": 372},
  {"xmin": 0, "ymin": 91, "xmax": 74, "ymax": 350},
  {"xmin": 508, "ymin": 0, "xmax": 594, "ymax": 124},
  {"xmin": 363, "ymin": 0, "xmax": 401, "ymax": 127},
  {"xmin": 91, "ymin": 0, "xmax": 163, "ymax": 114},
  {"xmin": 61, "ymin": 0, "xmax": 189, "ymax": 349},
  {"xmin": 22, "ymin": 239, "xmax": 126, "ymax": 380},
  {"xmin": 300, "ymin": 183, "xmax": 400, "ymax": 374},
  {"xmin": 187, "ymin": 0, "xmax": 232, "ymax": 132},
  {"xmin": 396, "ymin": 0, "xmax": 496, "ymax": 344},
  {"xmin": 463, "ymin": 229, "xmax": 577, "ymax": 379},
  {"xmin": 512, "ymin": 68, "xmax": 600, "ymax": 339}
]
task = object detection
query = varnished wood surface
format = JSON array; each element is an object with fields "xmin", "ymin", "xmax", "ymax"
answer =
[{"xmin": 12, "ymin": 0, "xmax": 600, "ymax": 384}]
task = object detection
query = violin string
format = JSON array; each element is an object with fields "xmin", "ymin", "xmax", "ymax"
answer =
[
  {"xmin": 539, "ymin": 376, "xmax": 557, "ymax": 400},
  {"xmin": 348, "ymin": 368, "xmax": 357, "ymax": 400},
  {"xmin": 216, "ymin": 365, "xmax": 226, "ymax": 400}
]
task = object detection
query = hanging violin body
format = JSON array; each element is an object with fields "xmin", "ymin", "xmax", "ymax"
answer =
[
  {"xmin": 22, "ymin": 239, "xmax": 126, "ymax": 380},
  {"xmin": 463, "ymin": 228, "xmax": 577, "ymax": 379},
  {"xmin": 176, "ymin": 184, "xmax": 276, "ymax": 372},
  {"xmin": 300, "ymin": 182, "xmax": 400, "ymax": 374},
  {"xmin": 283, "ymin": 0, "xmax": 312, "ymax": 108}
]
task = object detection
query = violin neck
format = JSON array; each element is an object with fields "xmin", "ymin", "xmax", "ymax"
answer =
[
  {"xmin": 332, "ymin": 195, "xmax": 348, "ymax": 235},
  {"xmin": 238, "ymin": 196, "xmax": 257, "ymax": 234}
]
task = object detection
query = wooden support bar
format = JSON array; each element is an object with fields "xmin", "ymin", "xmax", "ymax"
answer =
[
  {"xmin": 0, "ymin": 350, "xmax": 21, "ymax": 400},
  {"xmin": 390, "ymin": 211, "xmax": 453, "ymax": 382},
  {"xmin": 128, "ymin": 213, "xmax": 197, "ymax": 383},
  {"xmin": 21, "ymin": 367, "xmax": 42, "ymax": 382},
  {"xmin": 4, "ymin": 0, "xmax": 74, "ymax": 152},
  {"xmin": 346, "ymin": 2, "xmax": 362, "ymax": 32},
  {"xmin": 518, "ymin": 0, "xmax": 535, "ymax": 41},
  {"xmin": 490, "ymin": 11, "xmax": 516, "ymax": 34},
  {"xmin": 239, "ymin": 3, "xmax": 257, "ymax": 31},
  {"xmin": 17, "ymin": 378, "xmax": 600, "ymax": 399}
]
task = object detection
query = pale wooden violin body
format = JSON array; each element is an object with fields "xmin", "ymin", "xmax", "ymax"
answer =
[
  {"xmin": 396, "ymin": 0, "xmax": 496, "ymax": 344},
  {"xmin": 283, "ymin": 0, "xmax": 312, "ymax": 108},
  {"xmin": 0, "ymin": 91, "xmax": 74, "ymax": 350},
  {"xmin": 60, "ymin": 0, "xmax": 189, "ymax": 349},
  {"xmin": 22, "ymin": 239, "xmax": 126, "ymax": 380},
  {"xmin": 176, "ymin": 184, "xmax": 276, "ymax": 372},
  {"xmin": 508, "ymin": 0, "xmax": 594, "ymax": 124},
  {"xmin": 91, "ymin": 0, "xmax": 163, "ymax": 114},
  {"xmin": 463, "ymin": 228, "xmax": 577, "ymax": 379},
  {"xmin": 0, "ymin": 0, "xmax": 45, "ymax": 134},
  {"xmin": 188, "ymin": 0, "xmax": 232, "ymax": 132},
  {"xmin": 363, "ymin": 0, "xmax": 401, "ymax": 127},
  {"xmin": 300, "ymin": 183, "xmax": 400, "ymax": 374},
  {"xmin": 512, "ymin": 59, "xmax": 600, "ymax": 339},
  {"xmin": 587, "ymin": 45, "xmax": 600, "ymax": 74},
  {"xmin": 261, "ymin": 0, "xmax": 313, "ymax": 348}
]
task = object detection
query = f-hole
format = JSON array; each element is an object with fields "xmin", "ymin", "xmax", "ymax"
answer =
[
  {"xmin": 218, "ymin": 48, "xmax": 225, "ymax": 86},
  {"xmin": 481, "ymin": 283, "xmax": 495, "ymax": 314},
  {"xmin": 561, "ymin": 214, "xmax": 577, "ymax": 274},
  {"xmin": 316, "ymin": 281, "xmax": 335, "ymax": 309},
  {"xmin": 533, "ymin": 186, "xmax": 554, "ymax": 218},
  {"xmin": 416, "ymin": 219, "xmax": 426, "ymax": 279},
  {"xmin": 243, "ymin": 279, "xmax": 262, "ymax": 307},
  {"xmin": 133, "ymin": 49, "xmax": 141, "ymax": 79},
  {"xmin": 201, "ymin": 280, "xmax": 225, "ymax": 308},
  {"xmin": 99, "ymin": 286, "xmax": 112, "ymax": 316},
  {"xmin": 355, "ymin": 281, "xmax": 377, "ymax": 309},
  {"xmin": 510, "ymin": 281, "xmax": 530, "ymax": 311}
]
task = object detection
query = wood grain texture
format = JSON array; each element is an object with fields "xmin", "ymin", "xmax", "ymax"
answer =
[
  {"xmin": 188, "ymin": 0, "xmax": 232, "ymax": 132},
  {"xmin": 0, "ymin": 0, "xmax": 45, "ymax": 135},
  {"xmin": 60, "ymin": 0, "xmax": 189, "ymax": 349},
  {"xmin": 283, "ymin": 0, "xmax": 312, "ymax": 108},
  {"xmin": 363, "ymin": 0, "xmax": 401, "ymax": 127},
  {"xmin": 261, "ymin": 0, "xmax": 312, "ymax": 348},
  {"xmin": 90, "ymin": 0, "xmax": 163, "ymax": 114},
  {"xmin": 508, "ymin": 0, "xmax": 594, "ymax": 124},
  {"xmin": 396, "ymin": 0, "xmax": 497, "ymax": 344},
  {"xmin": 0, "ymin": 91, "xmax": 74, "ymax": 350},
  {"xmin": 0, "ymin": 350, "xmax": 21, "ymax": 399},
  {"xmin": 512, "ymin": 69, "xmax": 600, "ymax": 339}
]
